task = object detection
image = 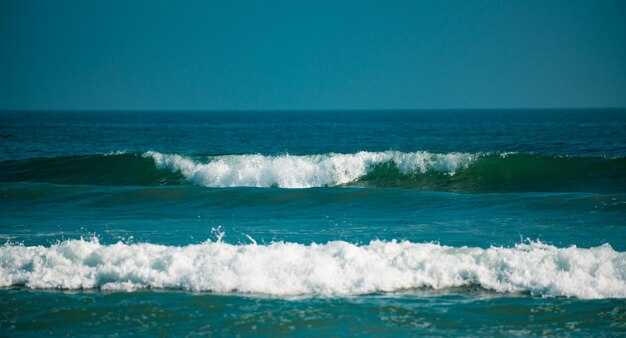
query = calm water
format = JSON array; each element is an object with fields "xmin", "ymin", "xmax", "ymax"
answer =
[{"xmin": 1, "ymin": 110, "xmax": 625, "ymax": 336}]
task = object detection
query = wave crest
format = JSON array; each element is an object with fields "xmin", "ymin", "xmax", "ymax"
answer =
[
  {"xmin": 1, "ymin": 239, "xmax": 624, "ymax": 299},
  {"xmin": 144, "ymin": 151, "xmax": 477, "ymax": 188},
  {"xmin": 2, "ymin": 151, "xmax": 625, "ymax": 192}
]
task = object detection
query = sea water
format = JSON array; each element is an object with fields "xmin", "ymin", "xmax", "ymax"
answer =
[{"xmin": 0, "ymin": 110, "xmax": 625, "ymax": 336}]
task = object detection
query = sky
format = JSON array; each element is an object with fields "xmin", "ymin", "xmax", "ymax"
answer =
[{"xmin": 1, "ymin": 0, "xmax": 625, "ymax": 110}]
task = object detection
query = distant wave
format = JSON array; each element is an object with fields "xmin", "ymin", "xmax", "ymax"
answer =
[
  {"xmin": 1, "ymin": 238, "xmax": 624, "ymax": 299},
  {"xmin": 145, "ymin": 151, "xmax": 478, "ymax": 188},
  {"xmin": 1, "ymin": 151, "xmax": 625, "ymax": 192}
]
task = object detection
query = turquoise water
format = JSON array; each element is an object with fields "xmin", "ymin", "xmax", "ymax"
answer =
[{"xmin": 1, "ymin": 110, "xmax": 625, "ymax": 336}]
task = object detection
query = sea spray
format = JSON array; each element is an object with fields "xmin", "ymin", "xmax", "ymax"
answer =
[
  {"xmin": 144, "ymin": 151, "xmax": 478, "ymax": 188},
  {"xmin": 1, "ymin": 238, "xmax": 624, "ymax": 299}
]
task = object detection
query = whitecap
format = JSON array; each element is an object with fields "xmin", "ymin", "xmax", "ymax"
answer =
[
  {"xmin": 143, "ymin": 151, "xmax": 478, "ymax": 188},
  {"xmin": 1, "ymin": 239, "xmax": 624, "ymax": 299}
]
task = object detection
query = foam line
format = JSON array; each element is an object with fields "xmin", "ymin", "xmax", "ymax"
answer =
[
  {"xmin": 144, "ymin": 151, "xmax": 477, "ymax": 188},
  {"xmin": 1, "ymin": 239, "xmax": 624, "ymax": 298}
]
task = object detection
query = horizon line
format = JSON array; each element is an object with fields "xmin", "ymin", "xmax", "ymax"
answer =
[{"xmin": 1, "ymin": 107, "xmax": 625, "ymax": 113}]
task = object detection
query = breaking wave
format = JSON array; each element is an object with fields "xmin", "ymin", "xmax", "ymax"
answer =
[
  {"xmin": 1, "ymin": 151, "xmax": 625, "ymax": 192},
  {"xmin": 144, "ymin": 151, "xmax": 477, "ymax": 188},
  {"xmin": 1, "ymin": 238, "xmax": 624, "ymax": 299}
]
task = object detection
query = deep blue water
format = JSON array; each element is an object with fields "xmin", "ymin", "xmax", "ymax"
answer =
[{"xmin": 1, "ymin": 110, "xmax": 625, "ymax": 336}]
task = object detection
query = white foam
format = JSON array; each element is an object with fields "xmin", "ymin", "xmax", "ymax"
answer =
[
  {"xmin": 1, "ymin": 239, "xmax": 624, "ymax": 299},
  {"xmin": 103, "ymin": 150, "xmax": 127, "ymax": 156},
  {"xmin": 143, "ymin": 151, "xmax": 478, "ymax": 188}
]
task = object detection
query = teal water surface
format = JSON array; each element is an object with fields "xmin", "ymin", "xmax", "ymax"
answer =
[{"xmin": 1, "ymin": 110, "xmax": 625, "ymax": 336}]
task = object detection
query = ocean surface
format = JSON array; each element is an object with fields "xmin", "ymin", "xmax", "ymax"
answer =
[{"xmin": 1, "ymin": 109, "xmax": 625, "ymax": 336}]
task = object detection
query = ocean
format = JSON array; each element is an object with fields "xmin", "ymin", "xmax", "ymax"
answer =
[{"xmin": 0, "ymin": 109, "xmax": 625, "ymax": 336}]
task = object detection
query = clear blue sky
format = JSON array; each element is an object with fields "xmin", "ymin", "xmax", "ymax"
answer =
[{"xmin": 1, "ymin": 0, "xmax": 625, "ymax": 110}]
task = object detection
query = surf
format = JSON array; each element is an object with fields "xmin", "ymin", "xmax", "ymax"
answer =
[
  {"xmin": 1, "ymin": 151, "xmax": 625, "ymax": 193},
  {"xmin": 1, "ymin": 238, "xmax": 624, "ymax": 299}
]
